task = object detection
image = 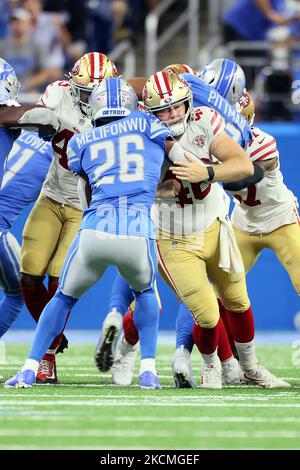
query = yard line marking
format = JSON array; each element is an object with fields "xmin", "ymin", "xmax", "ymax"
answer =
[
  {"xmin": 2, "ymin": 414, "xmax": 300, "ymax": 424},
  {"xmin": 1, "ymin": 400, "xmax": 300, "ymax": 408},
  {"xmin": 1, "ymin": 392, "xmax": 299, "ymax": 399},
  {"xmin": 1, "ymin": 429, "xmax": 300, "ymax": 439}
]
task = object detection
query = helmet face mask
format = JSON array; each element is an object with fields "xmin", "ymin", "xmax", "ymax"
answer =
[
  {"xmin": 0, "ymin": 58, "xmax": 20, "ymax": 101},
  {"xmin": 200, "ymin": 58, "xmax": 246, "ymax": 104},
  {"xmin": 90, "ymin": 77, "xmax": 138, "ymax": 124},
  {"xmin": 69, "ymin": 52, "xmax": 119, "ymax": 117},
  {"xmin": 143, "ymin": 70, "xmax": 192, "ymax": 136}
]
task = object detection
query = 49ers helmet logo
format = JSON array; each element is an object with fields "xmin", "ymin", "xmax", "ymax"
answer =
[{"xmin": 71, "ymin": 60, "xmax": 80, "ymax": 76}]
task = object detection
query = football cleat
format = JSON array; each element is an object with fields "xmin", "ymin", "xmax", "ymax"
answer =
[
  {"xmin": 242, "ymin": 363, "xmax": 291, "ymax": 388},
  {"xmin": 112, "ymin": 336, "xmax": 138, "ymax": 386},
  {"xmin": 95, "ymin": 309, "xmax": 123, "ymax": 373},
  {"xmin": 4, "ymin": 369, "xmax": 35, "ymax": 388},
  {"xmin": 36, "ymin": 354, "xmax": 57, "ymax": 384},
  {"xmin": 200, "ymin": 363, "xmax": 222, "ymax": 389},
  {"xmin": 56, "ymin": 334, "xmax": 69, "ymax": 354},
  {"xmin": 172, "ymin": 346, "xmax": 196, "ymax": 388},
  {"xmin": 221, "ymin": 358, "xmax": 245, "ymax": 385},
  {"xmin": 139, "ymin": 371, "xmax": 161, "ymax": 390}
]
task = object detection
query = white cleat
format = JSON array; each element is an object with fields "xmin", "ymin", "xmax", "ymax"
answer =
[
  {"xmin": 200, "ymin": 363, "xmax": 222, "ymax": 389},
  {"xmin": 172, "ymin": 346, "xmax": 196, "ymax": 388},
  {"xmin": 94, "ymin": 309, "xmax": 123, "ymax": 372},
  {"xmin": 222, "ymin": 358, "xmax": 245, "ymax": 385},
  {"xmin": 112, "ymin": 336, "xmax": 138, "ymax": 386},
  {"xmin": 242, "ymin": 362, "xmax": 291, "ymax": 388}
]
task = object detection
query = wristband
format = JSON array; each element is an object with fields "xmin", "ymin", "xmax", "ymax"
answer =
[{"xmin": 207, "ymin": 165, "xmax": 215, "ymax": 182}]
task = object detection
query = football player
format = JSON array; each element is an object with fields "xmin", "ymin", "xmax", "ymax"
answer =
[
  {"xmin": 17, "ymin": 52, "xmax": 119, "ymax": 384},
  {"xmin": 226, "ymin": 91, "xmax": 300, "ymax": 304},
  {"xmin": 144, "ymin": 70, "xmax": 289, "ymax": 389},
  {"xmin": 94, "ymin": 61, "xmax": 251, "ymax": 382},
  {"xmin": 5, "ymin": 76, "xmax": 173, "ymax": 390},
  {"xmin": 0, "ymin": 131, "xmax": 52, "ymax": 340}
]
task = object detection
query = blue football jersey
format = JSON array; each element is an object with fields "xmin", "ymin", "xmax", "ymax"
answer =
[
  {"xmin": 0, "ymin": 85, "xmax": 19, "ymax": 186},
  {"xmin": 181, "ymin": 73, "xmax": 252, "ymax": 148},
  {"xmin": 0, "ymin": 130, "xmax": 52, "ymax": 232},
  {"xmin": 68, "ymin": 110, "xmax": 172, "ymax": 238}
]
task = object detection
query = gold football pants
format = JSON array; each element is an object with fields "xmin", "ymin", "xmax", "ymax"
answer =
[
  {"xmin": 157, "ymin": 219, "xmax": 250, "ymax": 329},
  {"xmin": 21, "ymin": 194, "xmax": 83, "ymax": 278},
  {"xmin": 234, "ymin": 222, "xmax": 300, "ymax": 294}
]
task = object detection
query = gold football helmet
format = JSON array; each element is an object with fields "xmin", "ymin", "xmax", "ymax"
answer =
[
  {"xmin": 163, "ymin": 63, "xmax": 197, "ymax": 76},
  {"xmin": 236, "ymin": 91, "xmax": 255, "ymax": 126},
  {"xmin": 69, "ymin": 52, "xmax": 119, "ymax": 115},
  {"xmin": 143, "ymin": 70, "xmax": 192, "ymax": 136}
]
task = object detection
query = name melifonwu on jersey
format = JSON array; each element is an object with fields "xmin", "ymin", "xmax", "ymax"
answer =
[
  {"xmin": 39, "ymin": 80, "xmax": 92, "ymax": 210},
  {"xmin": 155, "ymin": 106, "xmax": 230, "ymax": 237},
  {"xmin": 67, "ymin": 110, "xmax": 172, "ymax": 239},
  {"xmin": 0, "ymin": 130, "xmax": 52, "ymax": 233},
  {"xmin": 230, "ymin": 126, "xmax": 298, "ymax": 234}
]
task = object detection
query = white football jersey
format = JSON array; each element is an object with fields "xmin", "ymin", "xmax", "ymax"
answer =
[
  {"xmin": 155, "ymin": 106, "xmax": 230, "ymax": 237},
  {"xmin": 230, "ymin": 126, "xmax": 298, "ymax": 234},
  {"xmin": 39, "ymin": 80, "xmax": 92, "ymax": 209}
]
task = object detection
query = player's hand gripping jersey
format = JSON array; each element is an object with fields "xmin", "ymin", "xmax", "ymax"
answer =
[
  {"xmin": 230, "ymin": 127, "xmax": 298, "ymax": 234},
  {"xmin": 156, "ymin": 106, "xmax": 229, "ymax": 236},
  {"xmin": 68, "ymin": 110, "xmax": 171, "ymax": 238},
  {"xmin": 39, "ymin": 80, "xmax": 92, "ymax": 209}
]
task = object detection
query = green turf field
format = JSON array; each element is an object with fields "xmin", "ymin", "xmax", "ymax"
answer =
[{"xmin": 0, "ymin": 343, "xmax": 300, "ymax": 450}]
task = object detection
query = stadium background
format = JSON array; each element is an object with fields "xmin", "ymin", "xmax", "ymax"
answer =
[{"xmin": 1, "ymin": 0, "xmax": 300, "ymax": 332}]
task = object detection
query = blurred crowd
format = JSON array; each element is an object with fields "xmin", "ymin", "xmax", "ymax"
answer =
[{"xmin": 0, "ymin": 0, "xmax": 159, "ymax": 93}]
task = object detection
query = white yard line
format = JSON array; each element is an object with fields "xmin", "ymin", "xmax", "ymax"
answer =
[
  {"xmin": 0, "ymin": 429, "xmax": 300, "ymax": 439},
  {"xmin": 1, "ymin": 400, "xmax": 300, "ymax": 408}
]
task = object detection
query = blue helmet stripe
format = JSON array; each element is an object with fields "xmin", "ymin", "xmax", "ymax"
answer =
[
  {"xmin": 223, "ymin": 62, "xmax": 238, "ymax": 99},
  {"xmin": 216, "ymin": 60, "xmax": 236, "ymax": 99},
  {"xmin": 106, "ymin": 78, "xmax": 111, "ymax": 108}
]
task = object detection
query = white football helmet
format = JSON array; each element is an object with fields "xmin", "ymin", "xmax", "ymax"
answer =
[
  {"xmin": 90, "ymin": 77, "xmax": 138, "ymax": 123},
  {"xmin": 69, "ymin": 52, "xmax": 119, "ymax": 116},
  {"xmin": 200, "ymin": 58, "xmax": 246, "ymax": 104},
  {"xmin": 0, "ymin": 58, "xmax": 20, "ymax": 102},
  {"xmin": 143, "ymin": 70, "xmax": 192, "ymax": 136}
]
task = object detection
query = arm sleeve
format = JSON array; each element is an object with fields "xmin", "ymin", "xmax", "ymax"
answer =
[{"xmin": 223, "ymin": 162, "xmax": 264, "ymax": 191}]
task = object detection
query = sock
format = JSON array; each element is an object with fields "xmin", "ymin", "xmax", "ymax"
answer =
[
  {"xmin": 21, "ymin": 358, "xmax": 39, "ymax": 375},
  {"xmin": 226, "ymin": 307, "xmax": 257, "ymax": 370},
  {"xmin": 0, "ymin": 293, "xmax": 23, "ymax": 337},
  {"xmin": 175, "ymin": 302, "xmax": 195, "ymax": 353},
  {"xmin": 140, "ymin": 358, "xmax": 156, "ymax": 375},
  {"xmin": 235, "ymin": 340, "xmax": 257, "ymax": 371},
  {"xmin": 218, "ymin": 316, "xmax": 233, "ymax": 363},
  {"xmin": 48, "ymin": 279, "xmax": 58, "ymax": 299},
  {"xmin": 28, "ymin": 291, "xmax": 77, "ymax": 363},
  {"xmin": 133, "ymin": 286, "xmax": 159, "ymax": 360},
  {"xmin": 226, "ymin": 307, "xmax": 255, "ymax": 343},
  {"xmin": 192, "ymin": 320, "xmax": 220, "ymax": 355},
  {"xmin": 109, "ymin": 274, "xmax": 134, "ymax": 315},
  {"xmin": 123, "ymin": 310, "xmax": 139, "ymax": 346},
  {"xmin": 20, "ymin": 282, "xmax": 50, "ymax": 322},
  {"xmin": 218, "ymin": 299, "xmax": 237, "ymax": 355},
  {"xmin": 201, "ymin": 350, "xmax": 219, "ymax": 366}
]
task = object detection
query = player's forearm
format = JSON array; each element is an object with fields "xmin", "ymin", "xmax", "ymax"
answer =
[
  {"xmin": 210, "ymin": 155, "xmax": 254, "ymax": 183},
  {"xmin": 128, "ymin": 77, "xmax": 147, "ymax": 100},
  {"xmin": 0, "ymin": 104, "xmax": 43, "ymax": 127}
]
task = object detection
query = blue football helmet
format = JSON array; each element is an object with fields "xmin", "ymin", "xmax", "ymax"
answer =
[
  {"xmin": 90, "ymin": 77, "xmax": 138, "ymax": 123},
  {"xmin": 200, "ymin": 58, "xmax": 246, "ymax": 104},
  {"xmin": 0, "ymin": 58, "xmax": 20, "ymax": 102}
]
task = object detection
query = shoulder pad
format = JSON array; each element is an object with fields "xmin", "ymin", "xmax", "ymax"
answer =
[{"xmin": 39, "ymin": 80, "xmax": 71, "ymax": 109}]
